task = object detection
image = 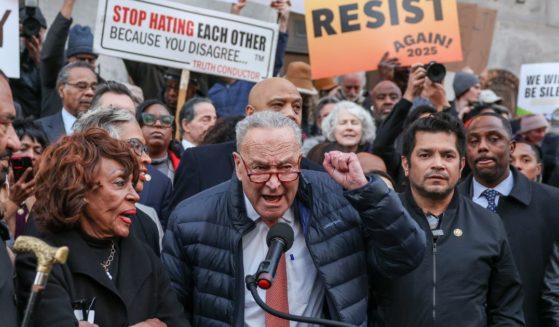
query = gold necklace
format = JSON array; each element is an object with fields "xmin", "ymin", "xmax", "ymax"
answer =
[{"xmin": 100, "ymin": 240, "xmax": 116, "ymax": 280}]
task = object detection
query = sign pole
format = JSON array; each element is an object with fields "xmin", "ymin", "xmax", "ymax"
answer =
[{"xmin": 175, "ymin": 69, "xmax": 190, "ymax": 140}]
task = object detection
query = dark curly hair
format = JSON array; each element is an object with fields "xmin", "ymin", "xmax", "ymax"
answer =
[{"xmin": 34, "ymin": 128, "xmax": 140, "ymax": 233}]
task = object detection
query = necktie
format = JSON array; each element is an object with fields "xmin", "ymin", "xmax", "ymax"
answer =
[
  {"xmin": 482, "ymin": 189, "xmax": 500, "ymax": 213},
  {"xmin": 265, "ymin": 253, "xmax": 289, "ymax": 327}
]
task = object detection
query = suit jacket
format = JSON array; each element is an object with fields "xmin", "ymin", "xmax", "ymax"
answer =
[
  {"xmin": 458, "ymin": 168, "xmax": 559, "ymax": 327},
  {"xmin": 16, "ymin": 229, "xmax": 188, "ymax": 327},
  {"xmin": 139, "ymin": 166, "xmax": 172, "ymax": 230},
  {"xmin": 170, "ymin": 140, "xmax": 324, "ymax": 209},
  {"xmin": 0, "ymin": 223, "xmax": 17, "ymax": 327},
  {"xmin": 35, "ymin": 112, "xmax": 66, "ymax": 145}
]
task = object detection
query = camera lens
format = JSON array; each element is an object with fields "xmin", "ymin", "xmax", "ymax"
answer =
[
  {"xmin": 22, "ymin": 18, "xmax": 41, "ymax": 38},
  {"xmin": 425, "ymin": 62, "xmax": 446, "ymax": 84}
]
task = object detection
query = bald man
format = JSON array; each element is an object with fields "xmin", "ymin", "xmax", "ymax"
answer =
[
  {"xmin": 0, "ymin": 70, "xmax": 22, "ymax": 327},
  {"xmin": 170, "ymin": 77, "xmax": 321, "ymax": 209},
  {"xmin": 370, "ymin": 80, "xmax": 401, "ymax": 126}
]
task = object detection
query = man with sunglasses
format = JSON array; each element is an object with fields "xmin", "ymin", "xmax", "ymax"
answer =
[
  {"xmin": 162, "ymin": 111, "xmax": 425, "ymax": 326},
  {"xmin": 35, "ymin": 61, "xmax": 97, "ymax": 144}
]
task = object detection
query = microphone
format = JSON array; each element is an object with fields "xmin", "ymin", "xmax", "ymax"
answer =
[
  {"xmin": 255, "ymin": 223, "xmax": 294, "ymax": 289},
  {"xmin": 245, "ymin": 223, "xmax": 356, "ymax": 327}
]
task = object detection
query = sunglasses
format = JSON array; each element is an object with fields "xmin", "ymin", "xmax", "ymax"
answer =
[{"xmin": 141, "ymin": 113, "xmax": 174, "ymax": 128}]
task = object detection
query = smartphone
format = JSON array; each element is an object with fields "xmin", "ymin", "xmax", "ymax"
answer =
[{"xmin": 10, "ymin": 157, "xmax": 33, "ymax": 182}]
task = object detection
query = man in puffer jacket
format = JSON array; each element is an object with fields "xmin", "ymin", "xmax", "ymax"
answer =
[{"xmin": 162, "ymin": 112, "xmax": 426, "ymax": 327}]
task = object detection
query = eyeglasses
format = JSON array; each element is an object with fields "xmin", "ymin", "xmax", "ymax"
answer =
[
  {"xmin": 141, "ymin": 113, "xmax": 174, "ymax": 128},
  {"xmin": 127, "ymin": 138, "xmax": 148, "ymax": 156},
  {"xmin": 239, "ymin": 154, "xmax": 301, "ymax": 184},
  {"xmin": 65, "ymin": 81, "xmax": 97, "ymax": 91}
]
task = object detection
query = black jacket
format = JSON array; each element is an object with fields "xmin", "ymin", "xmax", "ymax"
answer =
[
  {"xmin": 458, "ymin": 168, "xmax": 559, "ymax": 327},
  {"xmin": 139, "ymin": 166, "xmax": 172, "ymax": 230},
  {"xmin": 0, "ymin": 223, "xmax": 17, "ymax": 327},
  {"xmin": 542, "ymin": 241, "xmax": 559, "ymax": 326},
  {"xmin": 39, "ymin": 12, "xmax": 70, "ymax": 118},
  {"xmin": 170, "ymin": 140, "xmax": 324, "ymax": 209},
  {"xmin": 34, "ymin": 111, "xmax": 65, "ymax": 145},
  {"xmin": 162, "ymin": 170, "xmax": 426, "ymax": 326},
  {"xmin": 16, "ymin": 229, "xmax": 188, "ymax": 327},
  {"xmin": 373, "ymin": 189, "xmax": 524, "ymax": 326},
  {"xmin": 371, "ymin": 98, "xmax": 413, "ymax": 191}
]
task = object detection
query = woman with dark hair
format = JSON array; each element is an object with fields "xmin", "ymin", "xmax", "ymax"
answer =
[
  {"xmin": 512, "ymin": 141, "xmax": 543, "ymax": 182},
  {"xmin": 136, "ymin": 99, "xmax": 181, "ymax": 182},
  {"xmin": 2, "ymin": 118, "xmax": 48, "ymax": 238},
  {"xmin": 16, "ymin": 129, "xmax": 187, "ymax": 327},
  {"xmin": 199, "ymin": 115, "xmax": 243, "ymax": 145}
]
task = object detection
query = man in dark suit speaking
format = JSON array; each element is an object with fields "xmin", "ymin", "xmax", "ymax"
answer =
[{"xmin": 170, "ymin": 77, "xmax": 323, "ymax": 209}]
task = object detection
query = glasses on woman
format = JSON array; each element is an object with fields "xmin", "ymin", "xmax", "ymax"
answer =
[
  {"xmin": 127, "ymin": 138, "xmax": 149, "ymax": 156},
  {"xmin": 141, "ymin": 113, "xmax": 174, "ymax": 128},
  {"xmin": 239, "ymin": 154, "xmax": 301, "ymax": 184}
]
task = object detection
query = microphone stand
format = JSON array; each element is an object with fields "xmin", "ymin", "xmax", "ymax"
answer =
[{"xmin": 245, "ymin": 275, "xmax": 356, "ymax": 327}]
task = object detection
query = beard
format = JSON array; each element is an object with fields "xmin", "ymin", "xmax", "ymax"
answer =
[{"xmin": 409, "ymin": 178, "xmax": 454, "ymax": 201}]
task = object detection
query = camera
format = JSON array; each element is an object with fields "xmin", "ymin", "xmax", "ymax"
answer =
[
  {"xmin": 424, "ymin": 62, "xmax": 446, "ymax": 84},
  {"xmin": 20, "ymin": 0, "xmax": 41, "ymax": 39}
]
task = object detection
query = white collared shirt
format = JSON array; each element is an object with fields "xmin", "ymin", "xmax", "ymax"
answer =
[
  {"xmin": 242, "ymin": 195, "xmax": 324, "ymax": 327},
  {"xmin": 181, "ymin": 139, "xmax": 196, "ymax": 150},
  {"xmin": 472, "ymin": 169, "xmax": 514, "ymax": 209},
  {"xmin": 61, "ymin": 107, "xmax": 77, "ymax": 135}
]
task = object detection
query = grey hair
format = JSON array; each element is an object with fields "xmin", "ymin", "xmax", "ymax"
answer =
[
  {"xmin": 321, "ymin": 101, "xmax": 376, "ymax": 145},
  {"xmin": 56, "ymin": 61, "xmax": 96, "ymax": 88},
  {"xmin": 73, "ymin": 107, "xmax": 136, "ymax": 138},
  {"xmin": 235, "ymin": 111, "xmax": 302, "ymax": 151},
  {"xmin": 179, "ymin": 97, "xmax": 213, "ymax": 133},
  {"xmin": 336, "ymin": 72, "xmax": 366, "ymax": 87}
]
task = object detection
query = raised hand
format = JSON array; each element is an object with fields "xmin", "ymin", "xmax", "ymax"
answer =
[
  {"xmin": 230, "ymin": 0, "xmax": 247, "ymax": 15},
  {"xmin": 323, "ymin": 151, "xmax": 368, "ymax": 191},
  {"xmin": 403, "ymin": 63, "xmax": 426, "ymax": 101}
]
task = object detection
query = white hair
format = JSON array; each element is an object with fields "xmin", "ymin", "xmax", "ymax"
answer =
[
  {"xmin": 74, "ymin": 107, "xmax": 136, "ymax": 138},
  {"xmin": 336, "ymin": 72, "xmax": 366, "ymax": 87},
  {"xmin": 321, "ymin": 101, "xmax": 376, "ymax": 145},
  {"xmin": 236, "ymin": 111, "xmax": 302, "ymax": 151}
]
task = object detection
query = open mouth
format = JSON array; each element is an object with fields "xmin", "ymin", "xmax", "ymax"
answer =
[
  {"xmin": 119, "ymin": 209, "xmax": 136, "ymax": 225},
  {"xmin": 262, "ymin": 195, "xmax": 282, "ymax": 203}
]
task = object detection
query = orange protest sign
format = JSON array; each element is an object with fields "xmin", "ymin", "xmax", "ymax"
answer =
[{"xmin": 304, "ymin": 0, "xmax": 463, "ymax": 79}]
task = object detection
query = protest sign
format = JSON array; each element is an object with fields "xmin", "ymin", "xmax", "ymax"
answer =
[
  {"xmin": 304, "ymin": 0, "xmax": 462, "ymax": 79},
  {"xmin": 517, "ymin": 63, "xmax": 559, "ymax": 116},
  {"xmin": 446, "ymin": 3, "xmax": 496, "ymax": 75},
  {"xmin": 218, "ymin": 0, "xmax": 305, "ymax": 15},
  {"xmin": 94, "ymin": 0, "xmax": 278, "ymax": 82},
  {"xmin": 0, "ymin": 0, "xmax": 19, "ymax": 78}
]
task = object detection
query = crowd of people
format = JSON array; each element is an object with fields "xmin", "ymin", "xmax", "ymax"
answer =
[{"xmin": 2, "ymin": 0, "xmax": 559, "ymax": 326}]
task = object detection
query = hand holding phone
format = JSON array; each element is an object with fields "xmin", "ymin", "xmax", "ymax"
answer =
[{"xmin": 10, "ymin": 157, "xmax": 33, "ymax": 183}]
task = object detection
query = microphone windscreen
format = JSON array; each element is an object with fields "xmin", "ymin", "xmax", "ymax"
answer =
[{"xmin": 266, "ymin": 222, "xmax": 294, "ymax": 250}]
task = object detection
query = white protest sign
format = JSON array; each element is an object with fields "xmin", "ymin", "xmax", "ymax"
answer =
[
  {"xmin": 517, "ymin": 63, "xmax": 559, "ymax": 116},
  {"xmin": 0, "ymin": 0, "xmax": 19, "ymax": 78},
  {"xmin": 218, "ymin": 0, "xmax": 305, "ymax": 15},
  {"xmin": 94, "ymin": 0, "xmax": 279, "ymax": 82}
]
